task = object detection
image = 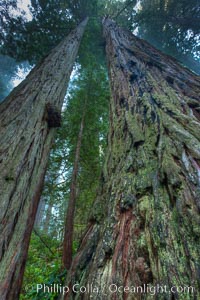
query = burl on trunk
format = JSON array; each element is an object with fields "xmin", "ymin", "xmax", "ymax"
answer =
[{"xmin": 0, "ymin": 18, "xmax": 88, "ymax": 300}]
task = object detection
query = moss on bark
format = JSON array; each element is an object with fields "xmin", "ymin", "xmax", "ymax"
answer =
[
  {"xmin": 63, "ymin": 18, "xmax": 200, "ymax": 300},
  {"xmin": 0, "ymin": 19, "xmax": 88, "ymax": 300}
]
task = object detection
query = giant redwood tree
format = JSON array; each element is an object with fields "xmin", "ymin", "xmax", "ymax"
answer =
[
  {"xmin": 63, "ymin": 18, "xmax": 200, "ymax": 300},
  {"xmin": 0, "ymin": 18, "xmax": 88, "ymax": 300}
]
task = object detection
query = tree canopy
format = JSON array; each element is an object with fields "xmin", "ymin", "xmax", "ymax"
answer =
[{"xmin": 134, "ymin": 0, "xmax": 200, "ymax": 73}]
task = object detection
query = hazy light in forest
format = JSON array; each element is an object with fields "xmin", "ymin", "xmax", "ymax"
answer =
[
  {"xmin": 12, "ymin": 65, "xmax": 32, "ymax": 87},
  {"xmin": 132, "ymin": 0, "xmax": 141, "ymax": 35},
  {"xmin": 11, "ymin": 0, "xmax": 32, "ymax": 21},
  {"xmin": 135, "ymin": 0, "xmax": 142, "ymax": 11},
  {"xmin": 18, "ymin": 0, "xmax": 32, "ymax": 20}
]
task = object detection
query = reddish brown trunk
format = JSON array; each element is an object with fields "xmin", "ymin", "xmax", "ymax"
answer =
[
  {"xmin": 0, "ymin": 18, "xmax": 88, "ymax": 300},
  {"xmin": 63, "ymin": 112, "xmax": 85, "ymax": 269},
  {"xmin": 62, "ymin": 18, "xmax": 200, "ymax": 300}
]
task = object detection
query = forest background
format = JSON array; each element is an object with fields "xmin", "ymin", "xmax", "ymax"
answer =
[{"xmin": 0, "ymin": 0, "xmax": 200, "ymax": 299}]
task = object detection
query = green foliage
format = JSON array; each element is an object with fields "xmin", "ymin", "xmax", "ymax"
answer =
[
  {"xmin": 37, "ymin": 60, "xmax": 109, "ymax": 241},
  {"xmin": 65, "ymin": 62, "xmax": 110, "ymax": 225},
  {"xmin": 1, "ymin": 0, "xmax": 103, "ymax": 63},
  {"xmin": 21, "ymin": 58, "xmax": 110, "ymax": 298},
  {"xmin": 20, "ymin": 231, "xmax": 64, "ymax": 300},
  {"xmin": 0, "ymin": 0, "xmax": 24, "ymax": 48},
  {"xmin": 1, "ymin": 0, "xmax": 75, "ymax": 63},
  {"xmin": 134, "ymin": 0, "xmax": 200, "ymax": 73},
  {"xmin": 1, "ymin": 0, "xmax": 137, "ymax": 63},
  {"xmin": 1, "ymin": 0, "xmax": 199, "ymax": 71},
  {"xmin": 104, "ymin": 0, "xmax": 137, "ymax": 28}
]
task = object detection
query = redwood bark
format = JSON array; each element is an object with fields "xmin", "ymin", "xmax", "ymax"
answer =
[
  {"xmin": 63, "ymin": 18, "xmax": 200, "ymax": 300},
  {"xmin": 0, "ymin": 18, "xmax": 88, "ymax": 300},
  {"xmin": 62, "ymin": 110, "xmax": 85, "ymax": 269}
]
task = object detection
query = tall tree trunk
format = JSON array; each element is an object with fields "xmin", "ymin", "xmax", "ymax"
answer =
[
  {"xmin": 62, "ymin": 110, "xmax": 85, "ymax": 269},
  {"xmin": 0, "ymin": 18, "xmax": 88, "ymax": 300},
  {"xmin": 64, "ymin": 18, "xmax": 200, "ymax": 300}
]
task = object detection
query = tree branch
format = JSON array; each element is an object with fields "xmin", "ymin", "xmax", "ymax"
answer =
[
  {"xmin": 113, "ymin": 0, "xmax": 136, "ymax": 19},
  {"xmin": 33, "ymin": 228, "xmax": 55, "ymax": 255}
]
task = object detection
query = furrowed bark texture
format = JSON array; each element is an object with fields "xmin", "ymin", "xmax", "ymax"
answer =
[
  {"xmin": 64, "ymin": 19, "xmax": 200, "ymax": 300},
  {"xmin": 0, "ymin": 18, "xmax": 87, "ymax": 300}
]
